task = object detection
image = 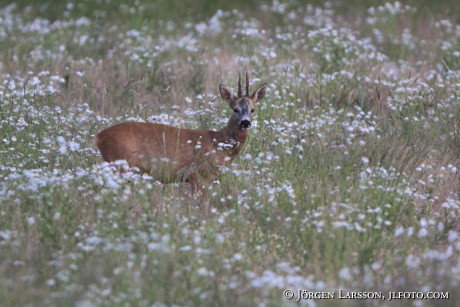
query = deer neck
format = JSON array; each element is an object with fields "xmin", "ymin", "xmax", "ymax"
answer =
[
  {"xmin": 214, "ymin": 118, "xmax": 249, "ymax": 157},
  {"xmin": 224, "ymin": 116, "xmax": 250, "ymax": 141}
]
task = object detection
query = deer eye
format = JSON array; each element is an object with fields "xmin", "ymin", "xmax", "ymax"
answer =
[
  {"xmin": 251, "ymin": 109, "xmax": 255, "ymax": 113},
  {"xmin": 233, "ymin": 108, "xmax": 239, "ymax": 113}
]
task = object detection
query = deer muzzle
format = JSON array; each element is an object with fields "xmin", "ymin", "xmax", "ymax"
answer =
[{"xmin": 240, "ymin": 119, "xmax": 251, "ymax": 129}]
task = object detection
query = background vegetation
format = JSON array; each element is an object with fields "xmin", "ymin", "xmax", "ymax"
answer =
[{"xmin": 1, "ymin": 0, "xmax": 460, "ymax": 306}]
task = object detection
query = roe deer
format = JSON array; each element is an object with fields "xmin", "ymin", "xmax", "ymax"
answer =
[{"xmin": 95, "ymin": 70, "xmax": 267, "ymax": 199}]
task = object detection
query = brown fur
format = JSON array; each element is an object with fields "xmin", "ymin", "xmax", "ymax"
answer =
[{"xmin": 95, "ymin": 76, "xmax": 267, "ymax": 198}]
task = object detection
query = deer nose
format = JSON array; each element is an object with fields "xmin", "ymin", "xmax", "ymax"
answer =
[{"xmin": 240, "ymin": 120, "xmax": 251, "ymax": 129}]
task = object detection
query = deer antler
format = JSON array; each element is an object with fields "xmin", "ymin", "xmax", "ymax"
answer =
[
  {"xmin": 237, "ymin": 72, "xmax": 242, "ymax": 98},
  {"xmin": 245, "ymin": 66, "xmax": 250, "ymax": 97}
]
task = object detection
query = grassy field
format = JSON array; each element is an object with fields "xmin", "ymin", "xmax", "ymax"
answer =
[{"xmin": 1, "ymin": 0, "xmax": 460, "ymax": 306}]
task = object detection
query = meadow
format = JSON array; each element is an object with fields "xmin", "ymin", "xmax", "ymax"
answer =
[{"xmin": 1, "ymin": 0, "xmax": 460, "ymax": 306}]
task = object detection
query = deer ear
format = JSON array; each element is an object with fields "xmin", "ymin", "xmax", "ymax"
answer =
[
  {"xmin": 219, "ymin": 84, "xmax": 237, "ymax": 106},
  {"xmin": 250, "ymin": 83, "xmax": 267, "ymax": 103}
]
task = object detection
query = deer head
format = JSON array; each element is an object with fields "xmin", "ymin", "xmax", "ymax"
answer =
[{"xmin": 219, "ymin": 69, "xmax": 267, "ymax": 131}]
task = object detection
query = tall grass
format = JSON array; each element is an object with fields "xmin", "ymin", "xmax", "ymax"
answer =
[{"xmin": 1, "ymin": 0, "xmax": 460, "ymax": 306}]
